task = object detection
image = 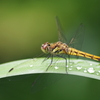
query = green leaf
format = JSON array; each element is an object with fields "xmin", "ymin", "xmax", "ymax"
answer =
[{"xmin": 0, "ymin": 58, "xmax": 100, "ymax": 80}]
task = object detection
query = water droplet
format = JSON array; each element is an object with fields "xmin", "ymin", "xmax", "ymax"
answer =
[
  {"xmin": 90, "ymin": 63, "xmax": 92, "ymax": 66},
  {"xmin": 77, "ymin": 66, "xmax": 82, "ymax": 70},
  {"xmin": 87, "ymin": 67, "xmax": 95, "ymax": 73},
  {"xmin": 30, "ymin": 65, "xmax": 33, "ymax": 67},
  {"xmin": 66, "ymin": 65, "xmax": 69, "ymax": 67},
  {"xmin": 96, "ymin": 73, "xmax": 99, "ymax": 75},
  {"xmin": 54, "ymin": 66, "xmax": 58, "ymax": 69},
  {"xmin": 68, "ymin": 68, "xmax": 72, "ymax": 70},
  {"xmin": 84, "ymin": 68, "xmax": 87, "ymax": 73}
]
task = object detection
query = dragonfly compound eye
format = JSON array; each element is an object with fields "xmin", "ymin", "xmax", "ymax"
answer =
[{"xmin": 41, "ymin": 42, "xmax": 50, "ymax": 54}]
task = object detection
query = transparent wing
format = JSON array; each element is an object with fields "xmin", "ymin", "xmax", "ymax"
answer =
[
  {"xmin": 56, "ymin": 16, "xmax": 84, "ymax": 51},
  {"xmin": 68, "ymin": 23, "xmax": 84, "ymax": 51},
  {"xmin": 55, "ymin": 16, "xmax": 67, "ymax": 43},
  {"xmin": 32, "ymin": 73, "xmax": 64, "ymax": 93}
]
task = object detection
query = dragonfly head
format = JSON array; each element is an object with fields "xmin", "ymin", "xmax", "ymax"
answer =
[{"xmin": 41, "ymin": 42, "xmax": 50, "ymax": 54}]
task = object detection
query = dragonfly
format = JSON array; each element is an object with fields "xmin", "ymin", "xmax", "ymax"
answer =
[
  {"xmin": 8, "ymin": 16, "xmax": 100, "ymax": 93},
  {"xmin": 31, "ymin": 17, "xmax": 100, "ymax": 93},
  {"xmin": 41, "ymin": 16, "xmax": 100, "ymax": 72}
]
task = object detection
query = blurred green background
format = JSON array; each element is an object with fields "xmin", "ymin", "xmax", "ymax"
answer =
[{"xmin": 0, "ymin": 0, "xmax": 100, "ymax": 100}]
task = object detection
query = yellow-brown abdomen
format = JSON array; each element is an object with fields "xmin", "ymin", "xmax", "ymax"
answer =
[{"xmin": 67, "ymin": 47, "xmax": 100, "ymax": 61}]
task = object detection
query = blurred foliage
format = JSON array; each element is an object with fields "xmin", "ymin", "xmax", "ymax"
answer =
[
  {"xmin": 0, "ymin": 0, "xmax": 100, "ymax": 100},
  {"xmin": 0, "ymin": 0, "xmax": 100, "ymax": 63}
]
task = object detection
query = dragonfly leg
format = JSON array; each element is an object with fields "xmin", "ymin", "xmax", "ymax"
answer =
[
  {"xmin": 42, "ymin": 54, "xmax": 51, "ymax": 63},
  {"xmin": 45, "ymin": 55, "xmax": 53, "ymax": 71},
  {"xmin": 56, "ymin": 55, "xmax": 68, "ymax": 74}
]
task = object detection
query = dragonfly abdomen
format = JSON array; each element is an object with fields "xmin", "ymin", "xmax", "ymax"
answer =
[{"xmin": 67, "ymin": 47, "xmax": 100, "ymax": 61}]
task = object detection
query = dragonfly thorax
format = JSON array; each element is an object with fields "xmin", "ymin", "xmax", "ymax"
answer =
[{"xmin": 41, "ymin": 41, "xmax": 69, "ymax": 55}]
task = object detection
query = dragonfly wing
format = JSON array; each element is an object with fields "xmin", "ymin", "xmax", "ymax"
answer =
[
  {"xmin": 68, "ymin": 23, "xmax": 84, "ymax": 51},
  {"xmin": 32, "ymin": 73, "xmax": 64, "ymax": 93},
  {"xmin": 55, "ymin": 16, "xmax": 67, "ymax": 43}
]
